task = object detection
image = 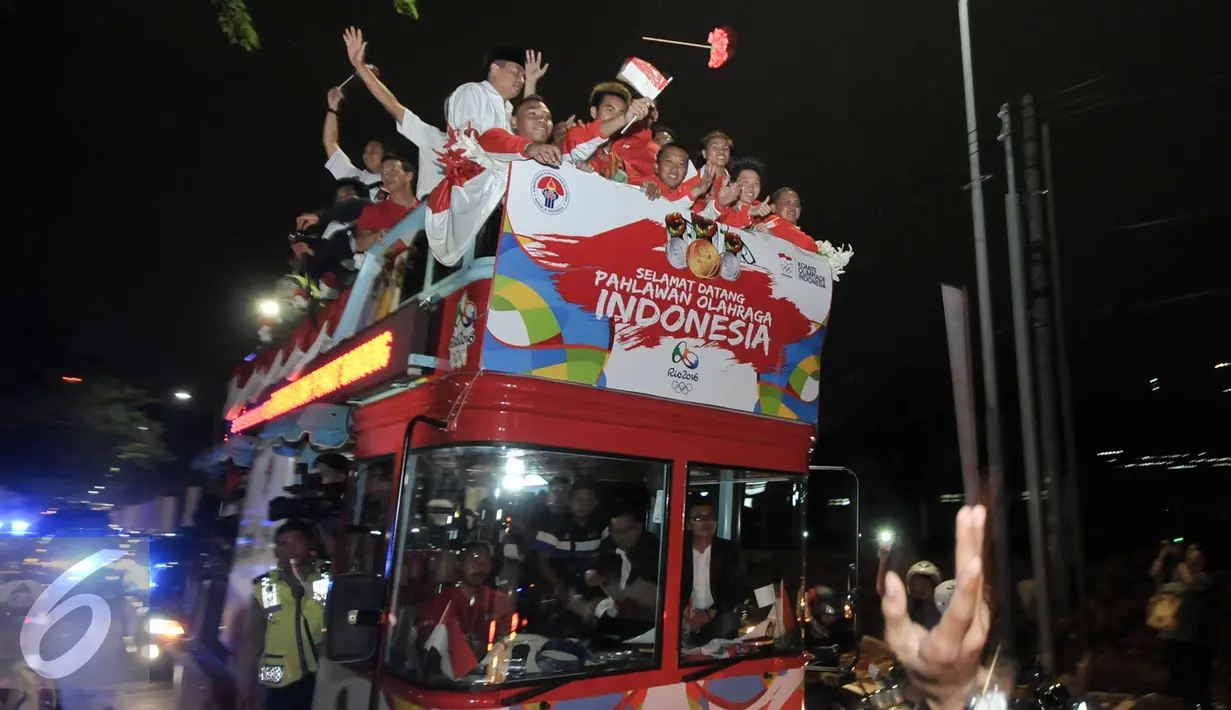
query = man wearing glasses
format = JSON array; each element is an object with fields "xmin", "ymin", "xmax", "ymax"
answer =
[{"xmin": 681, "ymin": 499, "xmax": 746, "ymax": 643}]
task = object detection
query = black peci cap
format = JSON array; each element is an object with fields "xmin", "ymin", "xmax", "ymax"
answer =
[{"xmin": 484, "ymin": 46, "xmax": 525, "ymax": 74}]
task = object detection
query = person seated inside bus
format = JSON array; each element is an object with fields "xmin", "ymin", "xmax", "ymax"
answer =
[
  {"xmin": 414, "ymin": 542, "xmax": 512, "ymax": 678},
  {"xmin": 513, "ymin": 476, "xmax": 570, "ymax": 599},
  {"xmin": 681, "ymin": 499, "xmax": 747, "ymax": 644},
  {"xmin": 582, "ymin": 508, "xmax": 659, "ymax": 637},
  {"xmin": 534, "ymin": 478, "xmax": 607, "ymax": 610}
]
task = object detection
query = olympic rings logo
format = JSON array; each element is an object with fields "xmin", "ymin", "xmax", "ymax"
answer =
[
  {"xmin": 672, "ymin": 381, "xmax": 694, "ymax": 395},
  {"xmin": 456, "ymin": 294, "xmax": 477, "ymax": 328},
  {"xmin": 671, "ymin": 342, "xmax": 699, "ymax": 370},
  {"xmin": 22, "ymin": 549, "xmax": 127, "ymax": 679}
]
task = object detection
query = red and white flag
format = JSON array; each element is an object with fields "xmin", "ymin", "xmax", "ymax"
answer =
[
  {"xmin": 770, "ymin": 582, "xmax": 797, "ymax": 638},
  {"xmin": 618, "ymin": 57, "xmax": 672, "ymax": 100},
  {"xmin": 422, "ymin": 601, "xmax": 479, "ymax": 680}
]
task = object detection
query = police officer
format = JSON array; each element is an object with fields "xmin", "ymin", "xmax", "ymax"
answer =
[{"xmin": 238, "ymin": 520, "xmax": 331, "ymax": 710}]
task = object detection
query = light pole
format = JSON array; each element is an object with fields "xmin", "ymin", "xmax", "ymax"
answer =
[
  {"xmin": 173, "ymin": 391, "xmax": 192, "ymax": 402},
  {"xmin": 957, "ymin": 0, "xmax": 1014, "ymax": 652}
]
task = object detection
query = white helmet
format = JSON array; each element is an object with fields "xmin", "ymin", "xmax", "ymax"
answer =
[
  {"xmin": 934, "ymin": 579, "xmax": 958, "ymax": 613},
  {"xmin": 906, "ymin": 561, "xmax": 942, "ymax": 588}
]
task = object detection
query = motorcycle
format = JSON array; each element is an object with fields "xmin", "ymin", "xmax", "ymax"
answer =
[
  {"xmin": 802, "ymin": 565, "xmax": 911, "ymax": 710},
  {"xmin": 801, "ymin": 568, "xmax": 1082, "ymax": 710}
]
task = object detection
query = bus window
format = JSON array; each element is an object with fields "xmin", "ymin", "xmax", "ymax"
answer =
[
  {"xmin": 679, "ymin": 465, "xmax": 806, "ymax": 664},
  {"xmin": 340, "ymin": 456, "xmax": 395, "ymax": 575},
  {"xmin": 384, "ymin": 445, "xmax": 670, "ymax": 686}
]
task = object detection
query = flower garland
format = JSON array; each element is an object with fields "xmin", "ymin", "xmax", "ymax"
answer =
[{"xmin": 815, "ymin": 240, "xmax": 854, "ymax": 281}]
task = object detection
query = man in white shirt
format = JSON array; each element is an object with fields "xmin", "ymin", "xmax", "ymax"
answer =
[
  {"xmin": 337, "ymin": 29, "xmax": 557, "ymax": 266},
  {"xmin": 322, "ymin": 87, "xmax": 386, "ymax": 199},
  {"xmin": 681, "ymin": 500, "xmax": 745, "ymax": 643},
  {"xmin": 425, "ymin": 45, "xmax": 563, "ymax": 266}
]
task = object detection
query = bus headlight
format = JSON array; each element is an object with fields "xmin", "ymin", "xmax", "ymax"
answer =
[{"xmin": 147, "ymin": 617, "xmax": 185, "ymax": 638}]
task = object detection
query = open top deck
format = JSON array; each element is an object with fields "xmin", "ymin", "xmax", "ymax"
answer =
[{"xmin": 222, "ymin": 162, "xmax": 835, "ymax": 441}]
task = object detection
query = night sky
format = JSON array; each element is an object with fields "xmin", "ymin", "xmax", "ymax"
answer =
[{"xmin": 2, "ymin": 1, "xmax": 1228, "ymax": 485}]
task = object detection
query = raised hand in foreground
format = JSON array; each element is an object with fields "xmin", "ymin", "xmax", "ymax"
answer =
[{"xmin": 883, "ymin": 504, "xmax": 991, "ymax": 710}]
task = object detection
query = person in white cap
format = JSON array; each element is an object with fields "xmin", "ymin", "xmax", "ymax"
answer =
[{"xmin": 877, "ymin": 542, "xmax": 945, "ymax": 630}]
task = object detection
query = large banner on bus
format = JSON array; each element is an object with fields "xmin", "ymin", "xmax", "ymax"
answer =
[{"xmin": 481, "ymin": 162, "xmax": 833, "ymax": 424}]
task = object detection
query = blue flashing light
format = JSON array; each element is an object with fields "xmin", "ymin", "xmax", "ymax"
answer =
[{"xmin": 9, "ymin": 521, "xmax": 30, "ymax": 534}]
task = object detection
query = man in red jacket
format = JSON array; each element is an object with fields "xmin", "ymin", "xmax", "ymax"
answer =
[
  {"xmin": 562, "ymin": 82, "xmax": 653, "ymax": 185},
  {"xmin": 641, "ymin": 144, "xmax": 696, "ymax": 207}
]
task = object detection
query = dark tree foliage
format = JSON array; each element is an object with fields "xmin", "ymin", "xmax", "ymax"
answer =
[
  {"xmin": 0, "ymin": 377, "xmax": 174, "ymax": 490},
  {"xmin": 213, "ymin": 0, "xmax": 420, "ymax": 51}
]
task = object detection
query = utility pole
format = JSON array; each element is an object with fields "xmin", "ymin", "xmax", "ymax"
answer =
[
  {"xmin": 957, "ymin": 0, "xmax": 1014, "ymax": 653},
  {"xmin": 999, "ymin": 104, "xmax": 1055, "ymax": 676},
  {"xmin": 1022, "ymin": 95, "xmax": 1070, "ymax": 617},
  {"xmin": 1041, "ymin": 120, "xmax": 1089, "ymax": 640}
]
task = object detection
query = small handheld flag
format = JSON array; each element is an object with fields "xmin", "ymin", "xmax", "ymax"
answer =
[
  {"xmin": 617, "ymin": 57, "xmax": 672, "ymax": 133},
  {"xmin": 618, "ymin": 57, "xmax": 672, "ymax": 100}
]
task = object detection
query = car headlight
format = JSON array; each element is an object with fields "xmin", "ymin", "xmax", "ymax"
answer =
[{"xmin": 147, "ymin": 617, "xmax": 185, "ymax": 638}]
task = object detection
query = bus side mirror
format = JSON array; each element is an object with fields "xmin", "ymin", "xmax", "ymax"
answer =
[{"xmin": 324, "ymin": 573, "xmax": 385, "ymax": 664}]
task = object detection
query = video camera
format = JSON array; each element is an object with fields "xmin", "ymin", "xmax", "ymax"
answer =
[{"xmin": 267, "ymin": 471, "xmax": 347, "ymax": 523}]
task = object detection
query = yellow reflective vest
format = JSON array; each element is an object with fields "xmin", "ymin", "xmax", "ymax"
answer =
[{"xmin": 252, "ymin": 562, "xmax": 331, "ymax": 688}]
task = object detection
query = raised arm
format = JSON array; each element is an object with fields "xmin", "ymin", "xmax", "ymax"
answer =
[
  {"xmin": 876, "ymin": 545, "xmax": 891, "ymax": 597},
  {"xmin": 1150, "ymin": 542, "xmax": 1174, "ymax": 583},
  {"xmin": 523, "ymin": 50, "xmax": 549, "ymax": 97},
  {"xmin": 322, "ymin": 88, "xmax": 346, "ymax": 159},
  {"xmin": 342, "ymin": 27, "xmax": 406, "ymax": 123},
  {"xmin": 562, "ymin": 98, "xmax": 652, "ymax": 163}
]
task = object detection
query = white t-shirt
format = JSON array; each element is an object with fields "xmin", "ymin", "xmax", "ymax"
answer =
[
  {"xmin": 691, "ymin": 546, "xmax": 714, "ymax": 610},
  {"xmin": 321, "ymin": 220, "xmax": 349, "ymax": 241},
  {"xmin": 617, "ymin": 548, "xmax": 633, "ymax": 590},
  {"xmin": 324, "ymin": 149, "xmax": 383, "ymax": 200}
]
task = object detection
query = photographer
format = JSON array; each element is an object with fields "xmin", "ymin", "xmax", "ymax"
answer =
[
  {"xmin": 268, "ymin": 454, "xmax": 350, "ymax": 562},
  {"xmin": 291, "ymin": 178, "xmax": 369, "ymax": 283},
  {"xmin": 1149, "ymin": 540, "xmax": 1222, "ymax": 709},
  {"xmin": 308, "ymin": 454, "xmax": 349, "ymax": 561}
]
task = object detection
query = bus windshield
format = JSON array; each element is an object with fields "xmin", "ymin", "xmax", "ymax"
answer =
[
  {"xmin": 384, "ymin": 446, "xmax": 670, "ymax": 687},
  {"xmin": 680, "ymin": 465, "xmax": 807, "ymax": 664}
]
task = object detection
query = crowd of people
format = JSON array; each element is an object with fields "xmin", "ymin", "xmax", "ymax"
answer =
[{"xmin": 272, "ymin": 27, "xmax": 822, "ymax": 338}]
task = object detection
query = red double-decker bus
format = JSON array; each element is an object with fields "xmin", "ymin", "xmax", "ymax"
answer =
[{"xmin": 179, "ymin": 161, "xmax": 839, "ymax": 710}]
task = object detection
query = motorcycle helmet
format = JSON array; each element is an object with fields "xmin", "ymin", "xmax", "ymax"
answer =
[
  {"xmin": 934, "ymin": 579, "xmax": 958, "ymax": 613},
  {"xmin": 906, "ymin": 561, "xmax": 942, "ymax": 588},
  {"xmin": 807, "ymin": 586, "xmax": 838, "ymax": 622}
]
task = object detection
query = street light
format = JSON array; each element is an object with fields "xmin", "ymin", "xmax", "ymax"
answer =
[
  {"xmin": 174, "ymin": 391, "xmax": 192, "ymax": 401},
  {"xmin": 257, "ymin": 299, "xmax": 280, "ymax": 317}
]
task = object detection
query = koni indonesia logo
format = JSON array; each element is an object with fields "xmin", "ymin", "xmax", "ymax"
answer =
[
  {"xmin": 668, "ymin": 342, "xmax": 700, "ymax": 395},
  {"xmin": 532, "ymin": 170, "xmax": 569, "ymax": 215}
]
